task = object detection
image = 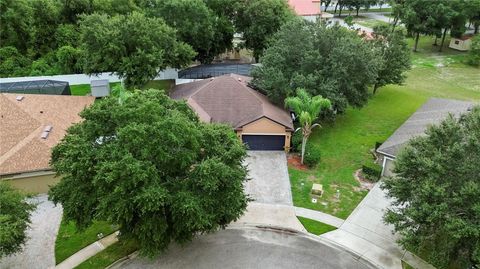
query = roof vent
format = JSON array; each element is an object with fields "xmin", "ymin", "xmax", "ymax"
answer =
[
  {"xmin": 238, "ymin": 78, "xmax": 242, "ymax": 82},
  {"xmin": 44, "ymin": 125, "xmax": 53, "ymax": 132},
  {"xmin": 210, "ymin": 77, "xmax": 215, "ymax": 81},
  {"xmin": 40, "ymin": 131, "xmax": 50, "ymax": 139},
  {"xmin": 16, "ymin": 96, "xmax": 24, "ymax": 101}
]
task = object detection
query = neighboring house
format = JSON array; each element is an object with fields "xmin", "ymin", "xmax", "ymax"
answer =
[
  {"xmin": 170, "ymin": 74, "xmax": 294, "ymax": 151},
  {"xmin": 0, "ymin": 80, "xmax": 71, "ymax": 95},
  {"xmin": 0, "ymin": 93, "xmax": 95, "ymax": 193},
  {"xmin": 449, "ymin": 35, "xmax": 474, "ymax": 51},
  {"xmin": 376, "ymin": 98, "xmax": 474, "ymax": 177},
  {"xmin": 288, "ymin": 0, "xmax": 333, "ymax": 22}
]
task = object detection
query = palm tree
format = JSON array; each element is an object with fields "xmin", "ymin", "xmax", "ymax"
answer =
[{"xmin": 285, "ymin": 88, "xmax": 332, "ymax": 164}]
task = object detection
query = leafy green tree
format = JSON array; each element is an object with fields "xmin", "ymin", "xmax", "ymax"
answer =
[
  {"xmin": 0, "ymin": 183, "xmax": 35, "ymax": 258},
  {"xmin": 55, "ymin": 24, "xmax": 80, "ymax": 47},
  {"xmin": 0, "ymin": 0, "xmax": 33, "ymax": 52},
  {"xmin": 399, "ymin": 0, "xmax": 442, "ymax": 51},
  {"xmin": 252, "ymin": 19, "xmax": 380, "ymax": 114},
  {"xmin": 60, "ymin": 0, "xmax": 94, "ymax": 23},
  {"xmin": 92, "ymin": 0, "xmax": 141, "ymax": 15},
  {"xmin": 55, "ymin": 45, "xmax": 82, "ymax": 74},
  {"xmin": 149, "ymin": 0, "xmax": 217, "ymax": 63},
  {"xmin": 235, "ymin": 0, "xmax": 294, "ymax": 62},
  {"xmin": 30, "ymin": 0, "xmax": 62, "ymax": 57},
  {"xmin": 0, "ymin": 46, "xmax": 31, "ymax": 77},
  {"xmin": 468, "ymin": 35, "xmax": 480, "ymax": 67},
  {"xmin": 465, "ymin": 0, "xmax": 480, "ymax": 34},
  {"xmin": 285, "ymin": 89, "xmax": 331, "ymax": 164},
  {"xmin": 382, "ymin": 106, "xmax": 480, "ymax": 269},
  {"xmin": 79, "ymin": 12, "xmax": 195, "ymax": 88},
  {"xmin": 371, "ymin": 25, "xmax": 411, "ymax": 93},
  {"xmin": 48, "ymin": 89, "xmax": 249, "ymax": 256}
]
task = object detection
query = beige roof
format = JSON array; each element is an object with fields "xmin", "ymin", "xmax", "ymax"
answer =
[
  {"xmin": 171, "ymin": 74, "xmax": 293, "ymax": 130},
  {"xmin": 0, "ymin": 93, "xmax": 95, "ymax": 175}
]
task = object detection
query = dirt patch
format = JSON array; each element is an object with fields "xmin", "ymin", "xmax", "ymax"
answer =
[
  {"xmin": 353, "ymin": 169, "xmax": 375, "ymax": 191},
  {"xmin": 287, "ymin": 154, "xmax": 309, "ymax": 171}
]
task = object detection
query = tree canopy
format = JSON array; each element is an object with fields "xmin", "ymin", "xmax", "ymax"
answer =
[
  {"xmin": 235, "ymin": 0, "xmax": 294, "ymax": 62},
  {"xmin": 252, "ymin": 19, "xmax": 380, "ymax": 115},
  {"xmin": 0, "ymin": 183, "xmax": 35, "ymax": 258},
  {"xmin": 371, "ymin": 25, "xmax": 411, "ymax": 93},
  {"xmin": 382, "ymin": 106, "xmax": 480, "ymax": 269},
  {"xmin": 48, "ymin": 89, "xmax": 249, "ymax": 256},
  {"xmin": 79, "ymin": 12, "xmax": 195, "ymax": 88}
]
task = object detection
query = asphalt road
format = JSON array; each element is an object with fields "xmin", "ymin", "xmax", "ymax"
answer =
[{"xmin": 116, "ymin": 227, "xmax": 376, "ymax": 269}]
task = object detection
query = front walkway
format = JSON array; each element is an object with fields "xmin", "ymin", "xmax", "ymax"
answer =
[{"xmin": 0, "ymin": 195, "xmax": 62, "ymax": 269}]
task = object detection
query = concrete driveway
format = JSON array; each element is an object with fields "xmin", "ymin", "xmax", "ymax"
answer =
[
  {"xmin": 0, "ymin": 194, "xmax": 62, "ymax": 269},
  {"xmin": 116, "ymin": 227, "xmax": 376, "ymax": 269},
  {"xmin": 243, "ymin": 151, "xmax": 293, "ymax": 206}
]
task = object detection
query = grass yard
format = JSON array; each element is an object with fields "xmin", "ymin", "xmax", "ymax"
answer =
[
  {"xmin": 75, "ymin": 240, "xmax": 138, "ymax": 269},
  {"xmin": 297, "ymin": 217, "xmax": 337, "ymax": 235},
  {"xmin": 353, "ymin": 17, "xmax": 390, "ymax": 29},
  {"xmin": 55, "ymin": 219, "xmax": 118, "ymax": 264},
  {"xmin": 289, "ymin": 35, "xmax": 480, "ymax": 219},
  {"xmin": 70, "ymin": 82, "xmax": 120, "ymax": 96},
  {"xmin": 70, "ymin": 79, "xmax": 173, "ymax": 96}
]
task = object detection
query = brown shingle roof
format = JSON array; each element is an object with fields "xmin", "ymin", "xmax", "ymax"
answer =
[
  {"xmin": 0, "ymin": 93, "xmax": 94, "ymax": 175},
  {"xmin": 171, "ymin": 74, "xmax": 293, "ymax": 130}
]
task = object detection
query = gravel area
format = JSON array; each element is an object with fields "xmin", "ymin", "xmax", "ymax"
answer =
[{"xmin": 0, "ymin": 194, "xmax": 62, "ymax": 269}]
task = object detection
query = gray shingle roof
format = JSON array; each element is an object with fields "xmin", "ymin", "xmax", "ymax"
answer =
[
  {"xmin": 170, "ymin": 74, "xmax": 293, "ymax": 130},
  {"xmin": 377, "ymin": 98, "xmax": 475, "ymax": 158}
]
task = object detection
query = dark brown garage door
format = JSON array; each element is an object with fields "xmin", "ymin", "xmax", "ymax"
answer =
[{"xmin": 242, "ymin": 135, "xmax": 285, "ymax": 151}]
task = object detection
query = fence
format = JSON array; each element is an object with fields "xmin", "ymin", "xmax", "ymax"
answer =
[{"xmin": 0, "ymin": 68, "xmax": 179, "ymax": 86}]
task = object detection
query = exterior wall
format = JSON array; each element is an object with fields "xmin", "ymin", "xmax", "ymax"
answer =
[
  {"xmin": 237, "ymin": 117, "xmax": 292, "ymax": 151},
  {"xmin": 1, "ymin": 171, "xmax": 59, "ymax": 194},
  {"xmin": 380, "ymin": 155, "xmax": 396, "ymax": 177}
]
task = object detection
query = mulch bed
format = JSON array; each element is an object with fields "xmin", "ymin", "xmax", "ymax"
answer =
[{"xmin": 287, "ymin": 154, "xmax": 309, "ymax": 171}]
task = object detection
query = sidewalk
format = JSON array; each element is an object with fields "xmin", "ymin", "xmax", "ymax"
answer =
[
  {"xmin": 294, "ymin": 207, "xmax": 344, "ymax": 228},
  {"xmin": 55, "ymin": 232, "xmax": 119, "ymax": 269}
]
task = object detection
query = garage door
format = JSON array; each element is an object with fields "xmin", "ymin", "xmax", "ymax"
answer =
[{"xmin": 242, "ymin": 135, "xmax": 285, "ymax": 151}]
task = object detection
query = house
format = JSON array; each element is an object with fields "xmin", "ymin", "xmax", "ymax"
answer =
[
  {"xmin": 449, "ymin": 35, "xmax": 474, "ymax": 51},
  {"xmin": 0, "ymin": 80, "xmax": 71, "ymax": 95},
  {"xmin": 288, "ymin": 0, "xmax": 333, "ymax": 22},
  {"xmin": 376, "ymin": 98, "xmax": 474, "ymax": 177},
  {"xmin": 0, "ymin": 93, "xmax": 95, "ymax": 193},
  {"xmin": 170, "ymin": 74, "xmax": 294, "ymax": 151}
]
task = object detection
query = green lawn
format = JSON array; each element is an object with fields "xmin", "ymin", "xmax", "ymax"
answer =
[
  {"xmin": 70, "ymin": 82, "xmax": 120, "ymax": 96},
  {"xmin": 289, "ymin": 35, "xmax": 480, "ymax": 219},
  {"xmin": 70, "ymin": 79, "xmax": 173, "ymax": 96},
  {"xmin": 353, "ymin": 17, "xmax": 391, "ymax": 29},
  {"xmin": 75, "ymin": 240, "xmax": 138, "ymax": 269},
  {"xmin": 55, "ymin": 219, "xmax": 118, "ymax": 264},
  {"xmin": 297, "ymin": 217, "xmax": 337, "ymax": 235}
]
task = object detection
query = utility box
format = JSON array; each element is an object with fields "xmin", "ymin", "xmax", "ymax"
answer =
[
  {"xmin": 90, "ymin": 79, "xmax": 110, "ymax": 97},
  {"xmin": 311, "ymin": 183, "xmax": 324, "ymax": 197}
]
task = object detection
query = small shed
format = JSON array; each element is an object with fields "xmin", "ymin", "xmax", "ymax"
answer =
[
  {"xmin": 90, "ymin": 79, "xmax": 110, "ymax": 97},
  {"xmin": 449, "ymin": 35, "xmax": 473, "ymax": 51}
]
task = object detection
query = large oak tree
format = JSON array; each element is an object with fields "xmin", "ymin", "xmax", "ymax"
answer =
[
  {"xmin": 382, "ymin": 106, "xmax": 480, "ymax": 269},
  {"xmin": 49, "ymin": 89, "xmax": 249, "ymax": 256},
  {"xmin": 252, "ymin": 19, "xmax": 380, "ymax": 115},
  {"xmin": 79, "ymin": 12, "xmax": 195, "ymax": 88}
]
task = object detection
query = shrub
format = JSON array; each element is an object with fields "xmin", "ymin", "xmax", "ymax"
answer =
[
  {"xmin": 304, "ymin": 143, "xmax": 321, "ymax": 168},
  {"xmin": 467, "ymin": 35, "xmax": 480, "ymax": 67},
  {"xmin": 291, "ymin": 131, "xmax": 302, "ymax": 152},
  {"xmin": 362, "ymin": 162, "xmax": 382, "ymax": 182}
]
